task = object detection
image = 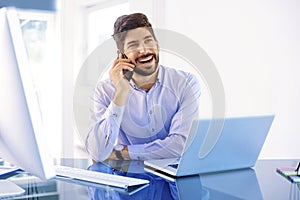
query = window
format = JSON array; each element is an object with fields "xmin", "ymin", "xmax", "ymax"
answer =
[
  {"xmin": 87, "ymin": 2, "xmax": 130, "ymax": 54},
  {"xmin": 72, "ymin": 1, "xmax": 130, "ymax": 157},
  {"xmin": 18, "ymin": 10, "xmax": 62, "ymax": 157}
]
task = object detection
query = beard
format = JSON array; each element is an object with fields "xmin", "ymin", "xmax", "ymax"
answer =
[{"xmin": 133, "ymin": 53, "xmax": 159, "ymax": 76}]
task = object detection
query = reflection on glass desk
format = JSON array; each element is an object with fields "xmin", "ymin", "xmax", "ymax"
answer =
[{"xmin": 1, "ymin": 159, "xmax": 299, "ymax": 199}]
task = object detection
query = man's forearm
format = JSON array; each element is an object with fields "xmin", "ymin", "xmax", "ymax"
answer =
[{"xmin": 113, "ymin": 89, "xmax": 129, "ymax": 106}]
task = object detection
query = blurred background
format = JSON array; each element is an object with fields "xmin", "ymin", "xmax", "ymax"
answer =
[{"xmin": 1, "ymin": 0, "xmax": 299, "ymax": 160}]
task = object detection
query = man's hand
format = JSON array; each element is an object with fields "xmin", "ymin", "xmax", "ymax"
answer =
[
  {"xmin": 109, "ymin": 54, "xmax": 134, "ymax": 106},
  {"xmin": 122, "ymin": 146, "xmax": 130, "ymax": 160},
  {"xmin": 107, "ymin": 146, "xmax": 130, "ymax": 160}
]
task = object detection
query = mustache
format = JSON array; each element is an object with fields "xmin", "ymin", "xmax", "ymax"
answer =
[{"xmin": 135, "ymin": 53, "xmax": 156, "ymax": 63}]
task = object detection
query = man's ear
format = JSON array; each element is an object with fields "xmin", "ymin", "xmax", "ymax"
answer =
[
  {"xmin": 117, "ymin": 49, "xmax": 126, "ymax": 59},
  {"xmin": 116, "ymin": 49, "xmax": 121, "ymax": 59}
]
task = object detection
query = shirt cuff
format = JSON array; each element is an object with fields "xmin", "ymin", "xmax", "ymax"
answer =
[
  {"xmin": 127, "ymin": 144, "xmax": 147, "ymax": 160},
  {"xmin": 106, "ymin": 102, "xmax": 125, "ymax": 127}
]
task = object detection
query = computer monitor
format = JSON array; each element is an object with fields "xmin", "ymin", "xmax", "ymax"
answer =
[{"xmin": 0, "ymin": 7, "xmax": 55, "ymax": 180}]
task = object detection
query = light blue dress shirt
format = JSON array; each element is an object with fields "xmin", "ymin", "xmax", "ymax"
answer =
[{"xmin": 85, "ymin": 65, "xmax": 201, "ymax": 161}]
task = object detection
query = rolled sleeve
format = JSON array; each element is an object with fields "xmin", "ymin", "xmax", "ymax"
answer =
[
  {"xmin": 105, "ymin": 102, "xmax": 125, "ymax": 127},
  {"xmin": 127, "ymin": 144, "xmax": 147, "ymax": 160},
  {"xmin": 85, "ymin": 101, "xmax": 125, "ymax": 162}
]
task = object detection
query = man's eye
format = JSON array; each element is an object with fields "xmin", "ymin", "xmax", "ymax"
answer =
[
  {"xmin": 145, "ymin": 39, "xmax": 154, "ymax": 43},
  {"xmin": 128, "ymin": 44, "xmax": 138, "ymax": 49}
]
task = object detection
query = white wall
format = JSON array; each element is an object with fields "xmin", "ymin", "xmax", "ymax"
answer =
[
  {"xmin": 151, "ymin": 0, "xmax": 300, "ymax": 159},
  {"xmin": 70, "ymin": 0, "xmax": 300, "ymax": 159}
]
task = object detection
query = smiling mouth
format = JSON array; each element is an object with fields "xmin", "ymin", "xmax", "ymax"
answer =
[{"xmin": 136, "ymin": 54, "xmax": 154, "ymax": 65}]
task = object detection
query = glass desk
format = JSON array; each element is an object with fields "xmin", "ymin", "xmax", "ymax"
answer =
[{"xmin": 1, "ymin": 159, "xmax": 299, "ymax": 200}]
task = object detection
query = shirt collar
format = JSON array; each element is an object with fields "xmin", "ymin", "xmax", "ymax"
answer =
[{"xmin": 156, "ymin": 65, "xmax": 163, "ymax": 85}]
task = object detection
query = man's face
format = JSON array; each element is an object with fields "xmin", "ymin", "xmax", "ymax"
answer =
[{"xmin": 123, "ymin": 27, "xmax": 159, "ymax": 77}]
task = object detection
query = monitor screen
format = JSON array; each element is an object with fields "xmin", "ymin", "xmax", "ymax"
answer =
[{"xmin": 0, "ymin": 7, "xmax": 55, "ymax": 180}]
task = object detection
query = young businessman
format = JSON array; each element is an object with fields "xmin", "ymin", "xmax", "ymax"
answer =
[{"xmin": 85, "ymin": 13, "xmax": 201, "ymax": 161}]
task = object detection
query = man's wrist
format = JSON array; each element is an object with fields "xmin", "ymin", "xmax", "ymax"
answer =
[
  {"xmin": 113, "ymin": 89, "xmax": 129, "ymax": 106},
  {"xmin": 114, "ymin": 145, "xmax": 130, "ymax": 160},
  {"xmin": 123, "ymin": 146, "xmax": 130, "ymax": 160},
  {"xmin": 114, "ymin": 145, "xmax": 124, "ymax": 160}
]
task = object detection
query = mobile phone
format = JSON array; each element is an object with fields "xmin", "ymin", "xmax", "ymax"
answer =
[{"xmin": 121, "ymin": 53, "xmax": 134, "ymax": 81}]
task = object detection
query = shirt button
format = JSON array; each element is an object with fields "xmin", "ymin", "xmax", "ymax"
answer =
[
  {"xmin": 152, "ymin": 128, "xmax": 155, "ymax": 132},
  {"xmin": 149, "ymin": 110, "xmax": 153, "ymax": 115},
  {"xmin": 113, "ymin": 113, "xmax": 118, "ymax": 117}
]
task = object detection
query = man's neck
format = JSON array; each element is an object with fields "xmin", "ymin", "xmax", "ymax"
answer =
[{"xmin": 133, "ymin": 70, "xmax": 158, "ymax": 91}]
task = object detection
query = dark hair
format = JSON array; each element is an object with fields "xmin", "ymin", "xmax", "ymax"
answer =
[{"xmin": 112, "ymin": 13, "xmax": 156, "ymax": 51}]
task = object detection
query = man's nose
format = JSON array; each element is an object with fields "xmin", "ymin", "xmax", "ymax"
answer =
[{"xmin": 137, "ymin": 43, "xmax": 147, "ymax": 54}]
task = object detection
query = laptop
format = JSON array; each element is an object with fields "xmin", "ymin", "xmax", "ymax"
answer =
[{"xmin": 144, "ymin": 115, "xmax": 275, "ymax": 180}]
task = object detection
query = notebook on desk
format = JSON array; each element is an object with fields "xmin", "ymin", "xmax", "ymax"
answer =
[{"xmin": 144, "ymin": 115, "xmax": 275, "ymax": 180}]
